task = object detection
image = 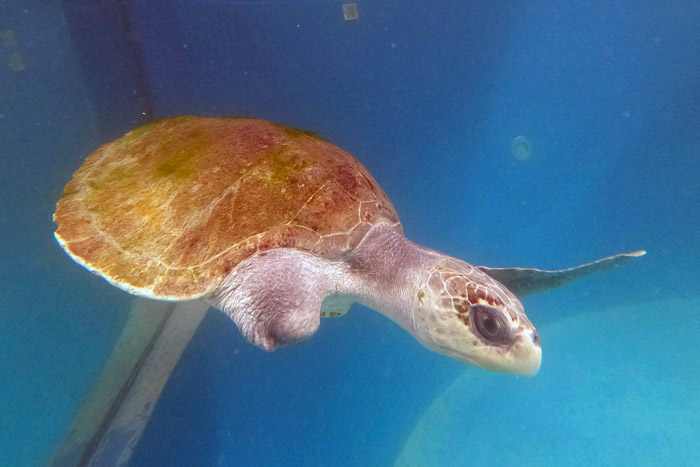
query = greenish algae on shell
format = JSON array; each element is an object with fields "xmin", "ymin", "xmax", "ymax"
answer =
[{"xmin": 53, "ymin": 116, "xmax": 401, "ymax": 300}]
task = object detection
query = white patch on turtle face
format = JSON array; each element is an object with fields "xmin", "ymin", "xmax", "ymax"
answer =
[{"xmin": 410, "ymin": 259, "xmax": 541, "ymax": 376}]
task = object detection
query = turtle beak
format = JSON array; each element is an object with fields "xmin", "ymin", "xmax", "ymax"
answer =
[
  {"xmin": 487, "ymin": 328, "xmax": 541, "ymax": 377},
  {"xmin": 513, "ymin": 332, "xmax": 542, "ymax": 377},
  {"xmin": 503, "ymin": 329, "xmax": 541, "ymax": 377},
  {"xmin": 454, "ymin": 329, "xmax": 542, "ymax": 377}
]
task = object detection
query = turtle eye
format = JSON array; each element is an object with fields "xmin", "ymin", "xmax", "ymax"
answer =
[{"xmin": 472, "ymin": 305, "xmax": 511, "ymax": 345}]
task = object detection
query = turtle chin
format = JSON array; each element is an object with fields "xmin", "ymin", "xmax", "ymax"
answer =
[
  {"xmin": 418, "ymin": 326, "xmax": 542, "ymax": 377},
  {"xmin": 445, "ymin": 336, "xmax": 541, "ymax": 377}
]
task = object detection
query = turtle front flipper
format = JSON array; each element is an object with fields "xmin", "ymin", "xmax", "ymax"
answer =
[
  {"xmin": 208, "ymin": 248, "xmax": 344, "ymax": 351},
  {"xmin": 478, "ymin": 250, "xmax": 646, "ymax": 297}
]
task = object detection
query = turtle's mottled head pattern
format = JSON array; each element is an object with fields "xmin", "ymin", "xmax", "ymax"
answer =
[{"xmin": 412, "ymin": 258, "xmax": 541, "ymax": 376}]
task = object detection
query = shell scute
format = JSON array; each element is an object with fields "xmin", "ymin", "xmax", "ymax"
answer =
[{"xmin": 54, "ymin": 116, "xmax": 400, "ymax": 299}]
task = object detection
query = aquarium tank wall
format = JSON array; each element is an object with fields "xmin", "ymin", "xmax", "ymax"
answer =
[{"xmin": 1, "ymin": 0, "xmax": 699, "ymax": 466}]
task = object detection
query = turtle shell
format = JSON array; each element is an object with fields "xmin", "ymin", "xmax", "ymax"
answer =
[{"xmin": 54, "ymin": 116, "xmax": 401, "ymax": 299}]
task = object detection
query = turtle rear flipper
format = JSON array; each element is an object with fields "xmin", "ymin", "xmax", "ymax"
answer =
[{"xmin": 478, "ymin": 250, "xmax": 646, "ymax": 297}]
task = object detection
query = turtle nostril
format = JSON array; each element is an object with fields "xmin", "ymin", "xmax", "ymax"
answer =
[{"xmin": 531, "ymin": 330, "xmax": 540, "ymax": 346}]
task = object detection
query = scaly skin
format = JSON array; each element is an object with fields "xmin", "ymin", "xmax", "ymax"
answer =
[
  {"xmin": 55, "ymin": 116, "xmax": 641, "ymax": 377},
  {"xmin": 210, "ymin": 222, "xmax": 542, "ymax": 376}
]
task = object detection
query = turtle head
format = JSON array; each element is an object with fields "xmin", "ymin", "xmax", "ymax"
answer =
[{"xmin": 411, "ymin": 259, "xmax": 541, "ymax": 376}]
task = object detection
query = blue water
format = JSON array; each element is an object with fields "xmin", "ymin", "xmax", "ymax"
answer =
[{"xmin": 1, "ymin": 0, "xmax": 699, "ymax": 466}]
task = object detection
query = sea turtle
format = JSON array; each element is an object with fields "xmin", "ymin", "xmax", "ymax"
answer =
[{"xmin": 54, "ymin": 116, "xmax": 644, "ymax": 376}]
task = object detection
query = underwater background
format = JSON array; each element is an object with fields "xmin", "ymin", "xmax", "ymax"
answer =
[{"xmin": 1, "ymin": 0, "xmax": 699, "ymax": 466}]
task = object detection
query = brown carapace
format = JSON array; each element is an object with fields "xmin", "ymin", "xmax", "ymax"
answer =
[{"xmin": 54, "ymin": 116, "xmax": 400, "ymax": 299}]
